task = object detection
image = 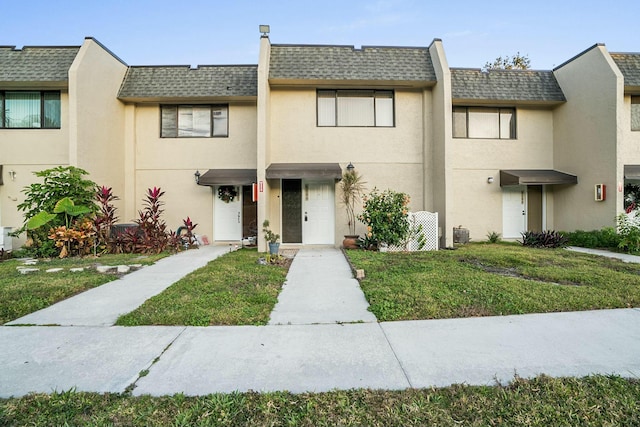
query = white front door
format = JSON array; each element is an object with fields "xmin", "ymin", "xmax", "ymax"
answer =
[
  {"xmin": 302, "ymin": 181, "xmax": 334, "ymax": 244},
  {"xmin": 503, "ymin": 185, "xmax": 527, "ymax": 239},
  {"xmin": 214, "ymin": 186, "xmax": 242, "ymax": 241}
]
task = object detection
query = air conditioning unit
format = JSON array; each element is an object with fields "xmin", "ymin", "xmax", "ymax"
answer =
[{"xmin": 0, "ymin": 227, "xmax": 12, "ymax": 251}]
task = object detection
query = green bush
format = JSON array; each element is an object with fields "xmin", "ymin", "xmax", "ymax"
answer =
[
  {"xmin": 564, "ymin": 227, "xmax": 620, "ymax": 249},
  {"xmin": 617, "ymin": 213, "xmax": 640, "ymax": 254},
  {"xmin": 358, "ymin": 188, "xmax": 410, "ymax": 248},
  {"xmin": 15, "ymin": 166, "xmax": 98, "ymax": 257}
]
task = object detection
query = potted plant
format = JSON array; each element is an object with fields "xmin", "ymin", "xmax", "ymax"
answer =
[
  {"xmin": 262, "ymin": 219, "xmax": 280, "ymax": 255},
  {"xmin": 339, "ymin": 164, "xmax": 366, "ymax": 249}
]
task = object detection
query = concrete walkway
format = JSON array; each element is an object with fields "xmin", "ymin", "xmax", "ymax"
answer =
[
  {"xmin": 268, "ymin": 248, "xmax": 377, "ymax": 325},
  {"xmin": 1, "ymin": 246, "xmax": 640, "ymax": 397},
  {"xmin": 566, "ymin": 246, "xmax": 640, "ymax": 263},
  {"xmin": 7, "ymin": 245, "xmax": 230, "ymax": 326}
]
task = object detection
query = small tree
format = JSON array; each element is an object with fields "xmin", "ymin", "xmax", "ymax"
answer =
[
  {"xmin": 339, "ymin": 168, "xmax": 366, "ymax": 235},
  {"xmin": 358, "ymin": 188, "xmax": 410, "ymax": 248},
  {"xmin": 483, "ymin": 52, "xmax": 531, "ymax": 71}
]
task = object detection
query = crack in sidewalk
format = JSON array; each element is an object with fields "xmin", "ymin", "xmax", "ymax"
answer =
[
  {"xmin": 124, "ymin": 326, "xmax": 188, "ymax": 394},
  {"xmin": 377, "ymin": 323, "xmax": 413, "ymax": 388}
]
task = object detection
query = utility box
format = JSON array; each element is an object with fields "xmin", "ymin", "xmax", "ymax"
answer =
[
  {"xmin": 453, "ymin": 227, "xmax": 469, "ymax": 244},
  {"xmin": 0, "ymin": 227, "xmax": 12, "ymax": 252}
]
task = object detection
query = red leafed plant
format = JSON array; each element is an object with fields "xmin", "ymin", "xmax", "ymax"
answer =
[
  {"xmin": 135, "ymin": 187, "xmax": 169, "ymax": 254},
  {"xmin": 94, "ymin": 186, "xmax": 119, "ymax": 253}
]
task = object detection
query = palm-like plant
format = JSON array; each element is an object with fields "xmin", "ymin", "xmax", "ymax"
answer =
[{"xmin": 339, "ymin": 168, "xmax": 366, "ymax": 236}]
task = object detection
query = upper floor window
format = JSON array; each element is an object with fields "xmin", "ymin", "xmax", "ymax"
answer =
[
  {"xmin": 0, "ymin": 91, "xmax": 60, "ymax": 129},
  {"xmin": 317, "ymin": 90, "xmax": 394, "ymax": 127},
  {"xmin": 453, "ymin": 106, "xmax": 516, "ymax": 139},
  {"xmin": 161, "ymin": 105, "xmax": 228, "ymax": 138},
  {"xmin": 632, "ymin": 96, "xmax": 640, "ymax": 131}
]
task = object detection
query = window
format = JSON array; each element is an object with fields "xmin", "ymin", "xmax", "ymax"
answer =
[
  {"xmin": 452, "ymin": 106, "xmax": 516, "ymax": 139},
  {"xmin": 161, "ymin": 105, "xmax": 228, "ymax": 137},
  {"xmin": 317, "ymin": 90, "xmax": 394, "ymax": 127},
  {"xmin": 0, "ymin": 91, "xmax": 60, "ymax": 128},
  {"xmin": 632, "ymin": 96, "xmax": 640, "ymax": 131}
]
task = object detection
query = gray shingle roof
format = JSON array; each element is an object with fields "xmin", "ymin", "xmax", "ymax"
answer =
[
  {"xmin": 0, "ymin": 45, "xmax": 79, "ymax": 83},
  {"xmin": 269, "ymin": 45, "xmax": 436, "ymax": 85},
  {"xmin": 611, "ymin": 53, "xmax": 640, "ymax": 89},
  {"xmin": 451, "ymin": 68, "xmax": 566, "ymax": 104},
  {"xmin": 118, "ymin": 65, "xmax": 258, "ymax": 100}
]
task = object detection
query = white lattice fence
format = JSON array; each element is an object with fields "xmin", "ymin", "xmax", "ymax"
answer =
[{"xmin": 388, "ymin": 211, "xmax": 439, "ymax": 252}]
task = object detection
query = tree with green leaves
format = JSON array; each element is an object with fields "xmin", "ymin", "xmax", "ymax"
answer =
[{"xmin": 483, "ymin": 52, "xmax": 531, "ymax": 71}]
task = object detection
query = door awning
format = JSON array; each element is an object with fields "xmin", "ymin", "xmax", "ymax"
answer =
[
  {"xmin": 197, "ymin": 169, "xmax": 257, "ymax": 186},
  {"xmin": 266, "ymin": 163, "xmax": 343, "ymax": 180},
  {"xmin": 624, "ymin": 165, "xmax": 640, "ymax": 180},
  {"xmin": 500, "ymin": 169, "xmax": 578, "ymax": 186}
]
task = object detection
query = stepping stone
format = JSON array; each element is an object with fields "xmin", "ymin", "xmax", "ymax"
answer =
[
  {"xmin": 19, "ymin": 268, "xmax": 39, "ymax": 274},
  {"xmin": 23, "ymin": 260, "xmax": 38, "ymax": 266},
  {"xmin": 46, "ymin": 268, "xmax": 64, "ymax": 273},
  {"xmin": 96, "ymin": 265, "xmax": 117, "ymax": 273},
  {"xmin": 70, "ymin": 268, "xmax": 85, "ymax": 273},
  {"xmin": 117, "ymin": 265, "xmax": 130, "ymax": 274}
]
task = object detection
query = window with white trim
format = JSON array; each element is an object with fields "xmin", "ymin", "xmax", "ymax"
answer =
[
  {"xmin": 161, "ymin": 105, "xmax": 228, "ymax": 137},
  {"xmin": 453, "ymin": 106, "xmax": 516, "ymax": 139},
  {"xmin": 0, "ymin": 91, "xmax": 60, "ymax": 128},
  {"xmin": 632, "ymin": 96, "xmax": 640, "ymax": 131},
  {"xmin": 317, "ymin": 90, "xmax": 394, "ymax": 127}
]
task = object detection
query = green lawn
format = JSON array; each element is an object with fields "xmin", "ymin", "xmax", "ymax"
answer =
[
  {"xmin": 347, "ymin": 243, "xmax": 640, "ymax": 321},
  {"xmin": 1, "ymin": 375, "xmax": 638, "ymax": 426},
  {"xmin": 116, "ymin": 249, "xmax": 288, "ymax": 326},
  {"xmin": 0, "ymin": 253, "xmax": 166, "ymax": 324}
]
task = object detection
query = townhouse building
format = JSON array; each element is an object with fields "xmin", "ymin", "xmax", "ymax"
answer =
[{"xmin": 1, "ymin": 31, "xmax": 639, "ymax": 252}]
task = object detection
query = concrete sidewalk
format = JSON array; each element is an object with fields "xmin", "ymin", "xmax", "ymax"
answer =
[
  {"xmin": 268, "ymin": 248, "xmax": 377, "ymax": 325},
  {"xmin": 1, "ymin": 246, "xmax": 640, "ymax": 398},
  {"xmin": 2, "ymin": 308, "xmax": 639, "ymax": 397},
  {"xmin": 7, "ymin": 245, "xmax": 230, "ymax": 326}
]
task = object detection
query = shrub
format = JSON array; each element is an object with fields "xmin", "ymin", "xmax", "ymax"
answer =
[
  {"xmin": 358, "ymin": 188, "xmax": 410, "ymax": 248},
  {"xmin": 521, "ymin": 230, "xmax": 569, "ymax": 248},
  {"xmin": 94, "ymin": 186, "xmax": 119, "ymax": 253},
  {"xmin": 486, "ymin": 231, "xmax": 502, "ymax": 243},
  {"xmin": 617, "ymin": 213, "xmax": 640, "ymax": 254},
  {"xmin": 564, "ymin": 227, "xmax": 620, "ymax": 249},
  {"xmin": 15, "ymin": 166, "xmax": 97, "ymax": 257}
]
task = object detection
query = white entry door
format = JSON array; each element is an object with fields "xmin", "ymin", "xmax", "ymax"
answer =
[
  {"xmin": 214, "ymin": 187, "xmax": 242, "ymax": 241},
  {"xmin": 303, "ymin": 181, "xmax": 334, "ymax": 244},
  {"xmin": 503, "ymin": 185, "xmax": 527, "ymax": 239}
]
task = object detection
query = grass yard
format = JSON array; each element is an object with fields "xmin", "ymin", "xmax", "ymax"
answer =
[
  {"xmin": 0, "ymin": 253, "xmax": 166, "ymax": 324},
  {"xmin": 116, "ymin": 249, "xmax": 288, "ymax": 326},
  {"xmin": 1, "ymin": 375, "xmax": 638, "ymax": 426},
  {"xmin": 347, "ymin": 243, "xmax": 640, "ymax": 321}
]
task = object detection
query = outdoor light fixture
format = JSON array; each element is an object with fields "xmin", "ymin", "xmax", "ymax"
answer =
[
  {"xmin": 259, "ymin": 25, "xmax": 270, "ymax": 37},
  {"xmin": 487, "ymin": 176, "xmax": 494, "ymax": 184},
  {"xmin": 194, "ymin": 170, "xmax": 201, "ymax": 184},
  {"xmin": 346, "ymin": 162, "xmax": 355, "ymax": 172}
]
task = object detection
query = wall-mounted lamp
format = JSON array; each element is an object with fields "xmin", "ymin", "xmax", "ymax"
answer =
[
  {"xmin": 259, "ymin": 24, "xmax": 270, "ymax": 37},
  {"xmin": 194, "ymin": 170, "xmax": 201, "ymax": 184},
  {"xmin": 8, "ymin": 170, "xmax": 16, "ymax": 181},
  {"xmin": 487, "ymin": 176, "xmax": 494, "ymax": 184},
  {"xmin": 346, "ymin": 162, "xmax": 355, "ymax": 172}
]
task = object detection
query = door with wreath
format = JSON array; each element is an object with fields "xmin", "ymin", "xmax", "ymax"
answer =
[{"xmin": 214, "ymin": 185, "xmax": 242, "ymax": 241}]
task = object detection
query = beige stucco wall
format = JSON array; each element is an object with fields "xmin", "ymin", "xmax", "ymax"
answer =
[
  {"xmin": 619, "ymin": 94, "xmax": 640, "ymax": 169},
  {"xmin": 125, "ymin": 102, "xmax": 258, "ymax": 241},
  {"xmin": 267, "ymin": 87, "xmax": 427, "ymax": 244},
  {"xmin": 69, "ymin": 39, "xmax": 128, "ymax": 211},
  {"xmin": 451, "ymin": 108, "xmax": 555, "ymax": 239},
  {"xmin": 429, "ymin": 39, "xmax": 453, "ymax": 247},
  {"xmin": 553, "ymin": 45, "xmax": 622, "ymax": 231},
  {"xmin": 0, "ymin": 91, "xmax": 72, "ymax": 247}
]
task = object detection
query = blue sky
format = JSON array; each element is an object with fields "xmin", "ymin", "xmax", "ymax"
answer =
[{"xmin": 3, "ymin": 0, "xmax": 638, "ymax": 69}]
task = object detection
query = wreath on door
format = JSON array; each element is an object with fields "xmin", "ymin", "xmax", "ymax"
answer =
[{"xmin": 218, "ymin": 186, "xmax": 238, "ymax": 203}]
